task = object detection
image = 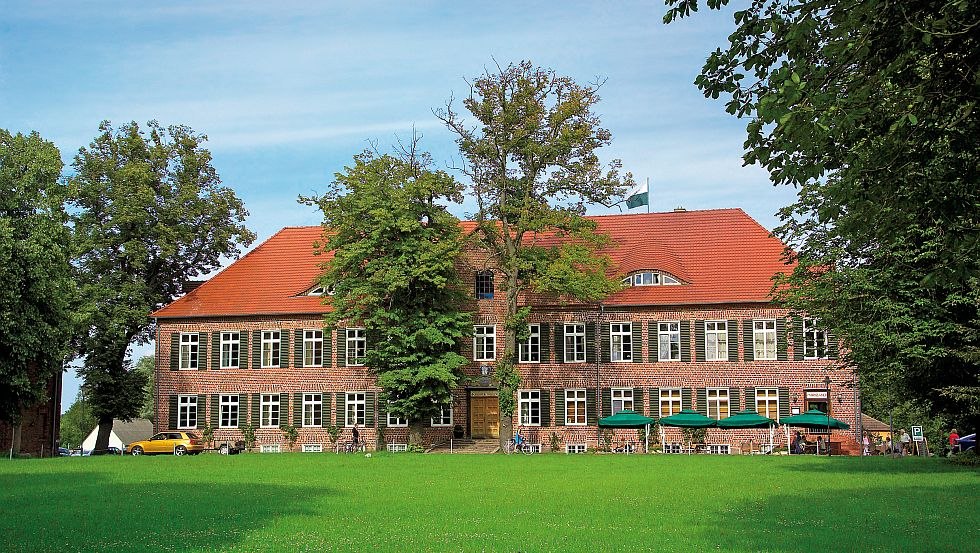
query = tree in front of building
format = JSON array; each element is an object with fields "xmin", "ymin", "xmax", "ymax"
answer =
[
  {"xmin": 71, "ymin": 121, "xmax": 255, "ymax": 451},
  {"xmin": 302, "ymin": 146, "xmax": 471, "ymax": 444},
  {"xmin": 437, "ymin": 61, "xmax": 631, "ymax": 445},
  {"xmin": 664, "ymin": 1, "xmax": 980, "ymax": 431},
  {"xmin": 59, "ymin": 392, "xmax": 96, "ymax": 450},
  {"xmin": 0, "ymin": 130, "xmax": 75, "ymax": 452}
]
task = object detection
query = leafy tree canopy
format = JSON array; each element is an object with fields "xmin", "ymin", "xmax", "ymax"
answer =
[{"xmin": 60, "ymin": 392, "xmax": 96, "ymax": 449}]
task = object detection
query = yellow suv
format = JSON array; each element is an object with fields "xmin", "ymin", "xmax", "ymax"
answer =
[{"xmin": 126, "ymin": 431, "xmax": 205, "ymax": 456}]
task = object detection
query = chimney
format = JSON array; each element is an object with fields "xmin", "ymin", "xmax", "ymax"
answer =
[{"xmin": 673, "ymin": 207, "xmax": 687, "ymax": 212}]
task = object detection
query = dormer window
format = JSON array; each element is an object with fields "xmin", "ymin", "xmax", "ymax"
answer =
[
  {"xmin": 305, "ymin": 284, "xmax": 335, "ymax": 296},
  {"xmin": 621, "ymin": 271, "xmax": 681, "ymax": 287}
]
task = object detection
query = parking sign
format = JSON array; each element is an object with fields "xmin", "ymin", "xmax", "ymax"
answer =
[{"xmin": 911, "ymin": 426, "xmax": 924, "ymax": 442}]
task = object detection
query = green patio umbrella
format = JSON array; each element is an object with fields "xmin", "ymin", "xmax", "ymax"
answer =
[
  {"xmin": 780, "ymin": 410, "xmax": 850, "ymax": 430},
  {"xmin": 657, "ymin": 409, "xmax": 717, "ymax": 428},
  {"xmin": 717, "ymin": 410, "xmax": 777, "ymax": 428},
  {"xmin": 599, "ymin": 410, "xmax": 654, "ymax": 453}
]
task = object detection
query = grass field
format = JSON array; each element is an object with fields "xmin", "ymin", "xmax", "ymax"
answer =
[{"xmin": 1, "ymin": 453, "xmax": 976, "ymax": 552}]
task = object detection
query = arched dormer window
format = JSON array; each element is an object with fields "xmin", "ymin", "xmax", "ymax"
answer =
[
  {"xmin": 621, "ymin": 271, "xmax": 682, "ymax": 287},
  {"xmin": 305, "ymin": 284, "xmax": 335, "ymax": 296}
]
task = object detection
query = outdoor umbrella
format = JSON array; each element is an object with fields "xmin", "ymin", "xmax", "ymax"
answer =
[
  {"xmin": 717, "ymin": 410, "xmax": 777, "ymax": 453},
  {"xmin": 657, "ymin": 409, "xmax": 717, "ymax": 454},
  {"xmin": 598, "ymin": 410, "xmax": 655, "ymax": 453},
  {"xmin": 780, "ymin": 410, "xmax": 851, "ymax": 454}
]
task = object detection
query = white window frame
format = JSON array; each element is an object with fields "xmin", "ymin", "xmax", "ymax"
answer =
[
  {"xmin": 219, "ymin": 394, "xmax": 239, "ymax": 429},
  {"xmin": 519, "ymin": 389, "xmax": 541, "ymax": 426},
  {"xmin": 611, "ymin": 388, "xmax": 634, "ymax": 414},
  {"xmin": 658, "ymin": 321, "xmax": 681, "ymax": 361},
  {"xmin": 519, "ymin": 324, "xmax": 540, "ymax": 363},
  {"xmin": 475, "ymin": 270, "xmax": 494, "ymax": 299},
  {"xmin": 301, "ymin": 443, "xmax": 323, "ymax": 453},
  {"xmin": 345, "ymin": 392, "xmax": 366, "ymax": 427},
  {"xmin": 387, "ymin": 411, "xmax": 408, "ymax": 428},
  {"xmin": 565, "ymin": 443, "xmax": 588, "ymax": 454},
  {"xmin": 803, "ymin": 318, "xmax": 829, "ymax": 360},
  {"xmin": 303, "ymin": 393, "xmax": 322, "ymax": 428},
  {"xmin": 565, "ymin": 389, "xmax": 587, "ymax": 426},
  {"xmin": 473, "ymin": 325, "xmax": 496, "ymax": 361},
  {"xmin": 179, "ymin": 333, "xmax": 199, "ymax": 370},
  {"xmin": 220, "ymin": 331, "xmax": 240, "ymax": 369},
  {"xmin": 260, "ymin": 394, "xmax": 280, "ymax": 428},
  {"xmin": 706, "ymin": 388, "xmax": 730, "ymax": 420},
  {"xmin": 755, "ymin": 387, "xmax": 779, "ymax": 421},
  {"xmin": 610, "ymin": 322, "xmax": 632, "ymax": 362},
  {"xmin": 260, "ymin": 444, "xmax": 281, "ymax": 453},
  {"xmin": 659, "ymin": 388, "xmax": 682, "ymax": 418},
  {"xmin": 346, "ymin": 328, "xmax": 366, "ymax": 366},
  {"xmin": 564, "ymin": 323, "xmax": 586, "ymax": 363},
  {"xmin": 177, "ymin": 395, "xmax": 197, "ymax": 429},
  {"xmin": 431, "ymin": 405, "xmax": 453, "ymax": 427},
  {"xmin": 304, "ymin": 329, "xmax": 323, "ymax": 367},
  {"xmin": 705, "ymin": 320, "xmax": 728, "ymax": 361},
  {"xmin": 261, "ymin": 330, "xmax": 281, "ymax": 368},
  {"xmin": 753, "ymin": 320, "xmax": 777, "ymax": 360}
]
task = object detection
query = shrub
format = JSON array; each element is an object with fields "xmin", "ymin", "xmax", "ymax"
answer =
[
  {"xmin": 549, "ymin": 432, "xmax": 561, "ymax": 452},
  {"xmin": 947, "ymin": 450, "xmax": 980, "ymax": 468}
]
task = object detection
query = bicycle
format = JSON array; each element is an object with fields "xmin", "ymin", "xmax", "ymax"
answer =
[{"xmin": 506, "ymin": 435, "xmax": 534, "ymax": 455}]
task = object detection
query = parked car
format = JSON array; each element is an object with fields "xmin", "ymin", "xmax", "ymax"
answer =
[
  {"xmin": 58, "ymin": 447, "xmax": 70, "ymax": 457},
  {"xmin": 125, "ymin": 431, "xmax": 205, "ymax": 456},
  {"xmin": 957, "ymin": 433, "xmax": 976, "ymax": 453}
]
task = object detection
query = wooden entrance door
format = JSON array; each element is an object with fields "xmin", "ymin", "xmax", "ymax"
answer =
[{"xmin": 470, "ymin": 395, "xmax": 499, "ymax": 439}]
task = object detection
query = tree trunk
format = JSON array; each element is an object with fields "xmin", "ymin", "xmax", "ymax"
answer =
[
  {"xmin": 94, "ymin": 416, "xmax": 113, "ymax": 453},
  {"xmin": 408, "ymin": 420, "xmax": 424, "ymax": 449},
  {"xmin": 499, "ymin": 270, "xmax": 521, "ymax": 450},
  {"xmin": 11, "ymin": 423, "xmax": 22, "ymax": 455}
]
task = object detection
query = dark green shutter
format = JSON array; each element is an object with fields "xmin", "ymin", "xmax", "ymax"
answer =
[
  {"xmin": 238, "ymin": 395, "xmax": 247, "ymax": 428},
  {"xmin": 169, "ymin": 333, "xmax": 179, "ymax": 370},
  {"xmin": 211, "ymin": 331, "xmax": 220, "ymax": 369},
  {"xmin": 828, "ymin": 331, "xmax": 840, "ymax": 359},
  {"xmin": 585, "ymin": 324, "xmax": 596, "ymax": 365},
  {"xmin": 555, "ymin": 324, "xmax": 565, "ymax": 363},
  {"xmin": 601, "ymin": 387, "xmax": 612, "ymax": 418},
  {"xmin": 336, "ymin": 392, "xmax": 346, "ymax": 425},
  {"xmin": 729, "ymin": 388, "xmax": 741, "ymax": 412},
  {"xmin": 251, "ymin": 393, "xmax": 260, "ymax": 426},
  {"xmin": 238, "ymin": 332, "xmax": 248, "ymax": 369},
  {"xmin": 280, "ymin": 331, "xmax": 290, "ymax": 368},
  {"xmin": 323, "ymin": 328, "xmax": 333, "ymax": 368},
  {"xmin": 631, "ymin": 322, "xmax": 642, "ymax": 362},
  {"xmin": 727, "ymin": 320, "xmax": 738, "ymax": 362},
  {"xmin": 681, "ymin": 388, "xmax": 692, "ymax": 410},
  {"xmin": 168, "ymin": 395, "xmax": 178, "ymax": 429},
  {"xmin": 600, "ymin": 323, "xmax": 611, "ymax": 363},
  {"xmin": 197, "ymin": 333, "xmax": 208, "ymax": 370},
  {"xmin": 278, "ymin": 394, "xmax": 287, "ymax": 427},
  {"xmin": 694, "ymin": 320, "xmax": 705, "ymax": 362},
  {"xmin": 196, "ymin": 394, "xmax": 206, "ymax": 428},
  {"xmin": 293, "ymin": 392, "xmax": 303, "ymax": 426},
  {"xmin": 744, "ymin": 320, "xmax": 755, "ymax": 361},
  {"xmin": 321, "ymin": 393, "xmax": 331, "ymax": 426},
  {"xmin": 633, "ymin": 388, "xmax": 644, "ymax": 415},
  {"xmin": 554, "ymin": 389, "xmax": 565, "ymax": 426},
  {"xmin": 778, "ymin": 388, "xmax": 790, "ymax": 420},
  {"xmin": 648, "ymin": 322, "xmax": 659, "ymax": 362},
  {"xmin": 744, "ymin": 388, "xmax": 756, "ymax": 413},
  {"xmin": 365, "ymin": 391, "xmax": 376, "ymax": 427},
  {"xmin": 792, "ymin": 317, "xmax": 805, "ymax": 361},
  {"xmin": 539, "ymin": 323, "xmax": 550, "ymax": 363},
  {"xmin": 586, "ymin": 388, "xmax": 597, "ymax": 426},
  {"xmin": 252, "ymin": 330, "xmax": 262, "ymax": 368},
  {"xmin": 540, "ymin": 390, "xmax": 551, "ymax": 427},
  {"xmin": 680, "ymin": 321, "xmax": 691, "ymax": 362},
  {"xmin": 650, "ymin": 388, "xmax": 660, "ymax": 419},
  {"xmin": 294, "ymin": 329, "xmax": 304, "ymax": 368},
  {"xmin": 696, "ymin": 388, "xmax": 707, "ymax": 416},
  {"xmin": 210, "ymin": 395, "xmax": 219, "ymax": 428},
  {"xmin": 776, "ymin": 318, "xmax": 788, "ymax": 361},
  {"xmin": 336, "ymin": 328, "xmax": 346, "ymax": 367}
]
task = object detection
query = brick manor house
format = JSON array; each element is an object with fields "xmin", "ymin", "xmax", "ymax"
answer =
[{"xmin": 152, "ymin": 208, "xmax": 861, "ymax": 454}]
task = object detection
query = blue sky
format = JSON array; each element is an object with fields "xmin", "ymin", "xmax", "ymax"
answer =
[{"xmin": 2, "ymin": 1, "xmax": 796, "ymax": 412}]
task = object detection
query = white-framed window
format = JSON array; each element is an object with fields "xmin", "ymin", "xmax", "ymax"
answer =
[
  {"xmin": 303, "ymin": 393, "xmax": 322, "ymax": 427},
  {"xmin": 301, "ymin": 443, "xmax": 323, "ymax": 453},
  {"xmin": 658, "ymin": 321, "xmax": 681, "ymax": 361},
  {"xmin": 803, "ymin": 319, "xmax": 828, "ymax": 359},
  {"xmin": 260, "ymin": 394, "xmax": 280, "ymax": 428},
  {"xmin": 260, "ymin": 444, "xmax": 281, "ymax": 453},
  {"xmin": 705, "ymin": 321, "xmax": 728, "ymax": 361},
  {"xmin": 473, "ymin": 325, "xmax": 496, "ymax": 361},
  {"xmin": 220, "ymin": 331, "xmax": 240, "ymax": 369},
  {"xmin": 610, "ymin": 323, "xmax": 632, "ymax": 362},
  {"xmin": 706, "ymin": 388, "xmax": 730, "ymax": 420},
  {"xmin": 755, "ymin": 388, "xmax": 779, "ymax": 421},
  {"xmin": 519, "ymin": 389, "xmax": 541, "ymax": 426},
  {"xmin": 219, "ymin": 394, "xmax": 239, "ymax": 428},
  {"xmin": 431, "ymin": 405, "xmax": 452, "ymax": 427},
  {"xmin": 304, "ymin": 329, "xmax": 323, "ymax": 367},
  {"xmin": 261, "ymin": 330, "xmax": 280, "ymax": 368},
  {"xmin": 565, "ymin": 389, "xmax": 586, "ymax": 425},
  {"xmin": 565, "ymin": 443, "xmax": 588, "ymax": 454},
  {"xmin": 611, "ymin": 388, "xmax": 634, "ymax": 414},
  {"xmin": 621, "ymin": 271, "xmax": 681, "ymax": 286},
  {"xmin": 519, "ymin": 324, "xmax": 540, "ymax": 363},
  {"xmin": 475, "ymin": 270, "xmax": 494, "ymax": 299},
  {"xmin": 387, "ymin": 410, "xmax": 408, "ymax": 428},
  {"xmin": 345, "ymin": 392, "xmax": 365, "ymax": 426},
  {"xmin": 346, "ymin": 328, "xmax": 366, "ymax": 366},
  {"xmin": 177, "ymin": 395, "xmax": 197, "ymax": 429},
  {"xmin": 179, "ymin": 333, "xmax": 199, "ymax": 370},
  {"xmin": 564, "ymin": 323, "xmax": 586, "ymax": 363},
  {"xmin": 753, "ymin": 320, "xmax": 777, "ymax": 360},
  {"xmin": 659, "ymin": 388, "xmax": 682, "ymax": 418}
]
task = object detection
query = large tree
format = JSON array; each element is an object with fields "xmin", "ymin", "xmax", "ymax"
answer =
[
  {"xmin": 664, "ymin": 1, "xmax": 980, "ymax": 434},
  {"xmin": 302, "ymin": 146, "xmax": 471, "ymax": 444},
  {"xmin": 437, "ymin": 61, "xmax": 633, "ymax": 446},
  {"xmin": 71, "ymin": 121, "xmax": 255, "ymax": 451},
  {"xmin": 0, "ymin": 130, "xmax": 75, "ymax": 450},
  {"xmin": 59, "ymin": 392, "xmax": 96, "ymax": 450}
]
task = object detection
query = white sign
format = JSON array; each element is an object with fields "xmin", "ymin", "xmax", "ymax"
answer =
[
  {"xmin": 911, "ymin": 426, "xmax": 924, "ymax": 442},
  {"xmin": 806, "ymin": 391, "xmax": 828, "ymax": 400}
]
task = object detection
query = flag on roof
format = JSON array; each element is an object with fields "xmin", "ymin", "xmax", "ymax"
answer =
[{"xmin": 625, "ymin": 180, "xmax": 648, "ymax": 209}]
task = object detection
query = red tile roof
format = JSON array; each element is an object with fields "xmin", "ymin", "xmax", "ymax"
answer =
[{"xmin": 152, "ymin": 208, "xmax": 792, "ymax": 319}]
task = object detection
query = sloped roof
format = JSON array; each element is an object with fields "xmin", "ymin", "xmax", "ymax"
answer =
[
  {"xmin": 861, "ymin": 413, "xmax": 892, "ymax": 433},
  {"xmin": 153, "ymin": 208, "xmax": 792, "ymax": 318},
  {"xmin": 111, "ymin": 419, "xmax": 153, "ymax": 445}
]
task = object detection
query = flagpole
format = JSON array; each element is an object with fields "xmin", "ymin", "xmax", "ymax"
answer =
[{"xmin": 646, "ymin": 177, "xmax": 651, "ymax": 213}]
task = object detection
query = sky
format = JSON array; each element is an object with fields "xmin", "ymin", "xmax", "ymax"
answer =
[{"xmin": 1, "ymin": 1, "xmax": 798, "ymax": 412}]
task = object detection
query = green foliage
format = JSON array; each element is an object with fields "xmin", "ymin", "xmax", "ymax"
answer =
[
  {"xmin": 665, "ymin": 1, "xmax": 980, "ymax": 429},
  {"xmin": 682, "ymin": 427, "xmax": 707, "ymax": 444},
  {"xmin": 302, "ymin": 145, "xmax": 471, "ymax": 424},
  {"xmin": 325, "ymin": 424, "xmax": 341, "ymax": 445},
  {"xmin": 946, "ymin": 450, "xmax": 979, "ymax": 468},
  {"xmin": 200, "ymin": 422, "xmax": 215, "ymax": 449},
  {"xmin": 281, "ymin": 424, "xmax": 298, "ymax": 450},
  {"xmin": 133, "ymin": 356, "xmax": 155, "ymax": 422},
  {"xmin": 240, "ymin": 422, "xmax": 257, "ymax": 451},
  {"xmin": 70, "ymin": 120, "xmax": 255, "ymax": 445},
  {"xmin": 59, "ymin": 393, "xmax": 96, "ymax": 448},
  {"xmin": 548, "ymin": 432, "xmax": 562, "ymax": 452},
  {"xmin": 0, "ymin": 129, "xmax": 75, "ymax": 424}
]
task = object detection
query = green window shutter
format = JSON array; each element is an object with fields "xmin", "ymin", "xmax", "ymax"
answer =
[
  {"xmin": 365, "ymin": 391, "xmax": 376, "ymax": 427},
  {"xmin": 252, "ymin": 330, "xmax": 262, "ymax": 369},
  {"xmin": 631, "ymin": 322, "xmax": 643, "ymax": 362},
  {"xmin": 696, "ymin": 388, "xmax": 707, "ymax": 416},
  {"xmin": 169, "ymin": 333, "xmax": 179, "ymax": 370},
  {"xmin": 335, "ymin": 392, "xmax": 346, "ymax": 425},
  {"xmin": 680, "ymin": 321, "xmax": 691, "ymax": 363},
  {"xmin": 321, "ymin": 393, "xmax": 331, "ymax": 426},
  {"xmin": 540, "ymin": 390, "xmax": 551, "ymax": 427},
  {"xmin": 293, "ymin": 392, "xmax": 303, "ymax": 426},
  {"xmin": 776, "ymin": 318, "xmax": 788, "ymax": 361},
  {"xmin": 323, "ymin": 328, "xmax": 333, "ymax": 368},
  {"xmin": 336, "ymin": 328, "xmax": 346, "ymax": 367},
  {"xmin": 197, "ymin": 333, "xmax": 208, "ymax": 370},
  {"xmin": 828, "ymin": 331, "xmax": 840, "ymax": 359},
  {"xmin": 554, "ymin": 389, "xmax": 565, "ymax": 426},
  {"xmin": 681, "ymin": 388, "xmax": 692, "ymax": 411},
  {"xmin": 554, "ymin": 324, "xmax": 565, "ymax": 364},
  {"xmin": 601, "ymin": 387, "xmax": 612, "ymax": 418},
  {"xmin": 647, "ymin": 322, "xmax": 659, "ymax": 362},
  {"xmin": 744, "ymin": 388, "xmax": 756, "ymax": 413},
  {"xmin": 727, "ymin": 320, "xmax": 738, "ymax": 362},
  {"xmin": 168, "ymin": 395, "xmax": 178, "ymax": 429},
  {"xmin": 378, "ymin": 400, "xmax": 387, "ymax": 429},
  {"xmin": 279, "ymin": 394, "xmax": 288, "ymax": 426},
  {"xmin": 694, "ymin": 320, "xmax": 705, "ymax": 362},
  {"xmin": 239, "ymin": 332, "xmax": 249, "ymax": 370},
  {"xmin": 600, "ymin": 323, "xmax": 611, "ymax": 363},
  {"xmin": 778, "ymin": 388, "xmax": 790, "ymax": 420},
  {"xmin": 280, "ymin": 331, "xmax": 290, "ymax": 369},
  {"xmin": 633, "ymin": 388, "xmax": 645, "ymax": 414},
  {"xmin": 586, "ymin": 388, "xmax": 597, "ymax": 426},
  {"xmin": 196, "ymin": 394, "xmax": 206, "ymax": 428},
  {"xmin": 650, "ymin": 388, "xmax": 660, "ymax": 419},
  {"xmin": 210, "ymin": 395, "xmax": 219, "ymax": 428},
  {"xmin": 238, "ymin": 395, "xmax": 247, "ymax": 428},
  {"xmin": 729, "ymin": 388, "xmax": 741, "ymax": 412},
  {"xmin": 792, "ymin": 317, "xmax": 804, "ymax": 361},
  {"xmin": 539, "ymin": 323, "xmax": 551, "ymax": 363},
  {"xmin": 743, "ymin": 320, "xmax": 755, "ymax": 361},
  {"xmin": 211, "ymin": 331, "xmax": 220, "ymax": 370},
  {"xmin": 293, "ymin": 329, "xmax": 304, "ymax": 368},
  {"xmin": 251, "ymin": 393, "xmax": 260, "ymax": 426},
  {"xmin": 585, "ymin": 324, "xmax": 597, "ymax": 365}
]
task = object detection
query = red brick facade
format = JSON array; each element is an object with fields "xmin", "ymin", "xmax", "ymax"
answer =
[{"xmin": 0, "ymin": 374, "xmax": 62, "ymax": 457}]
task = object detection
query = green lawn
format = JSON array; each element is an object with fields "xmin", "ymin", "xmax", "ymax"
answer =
[{"xmin": 1, "ymin": 453, "xmax": 976, "ymax": 552}]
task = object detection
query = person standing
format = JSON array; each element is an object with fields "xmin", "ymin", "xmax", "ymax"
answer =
[
  {"xmin": 900, "ymin": 429, "xmax": 911, "ymax": 456},
  {"xmin": 949, "ymin": 428, "xmax": 960, "ymax": 455},
  {"xmin": 352, "ymin": 423, "xmax": 361, "ymax": 451},
  {"xmin": 862, "ymin": 432, "xmax": 871, "ymax": 456}
]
